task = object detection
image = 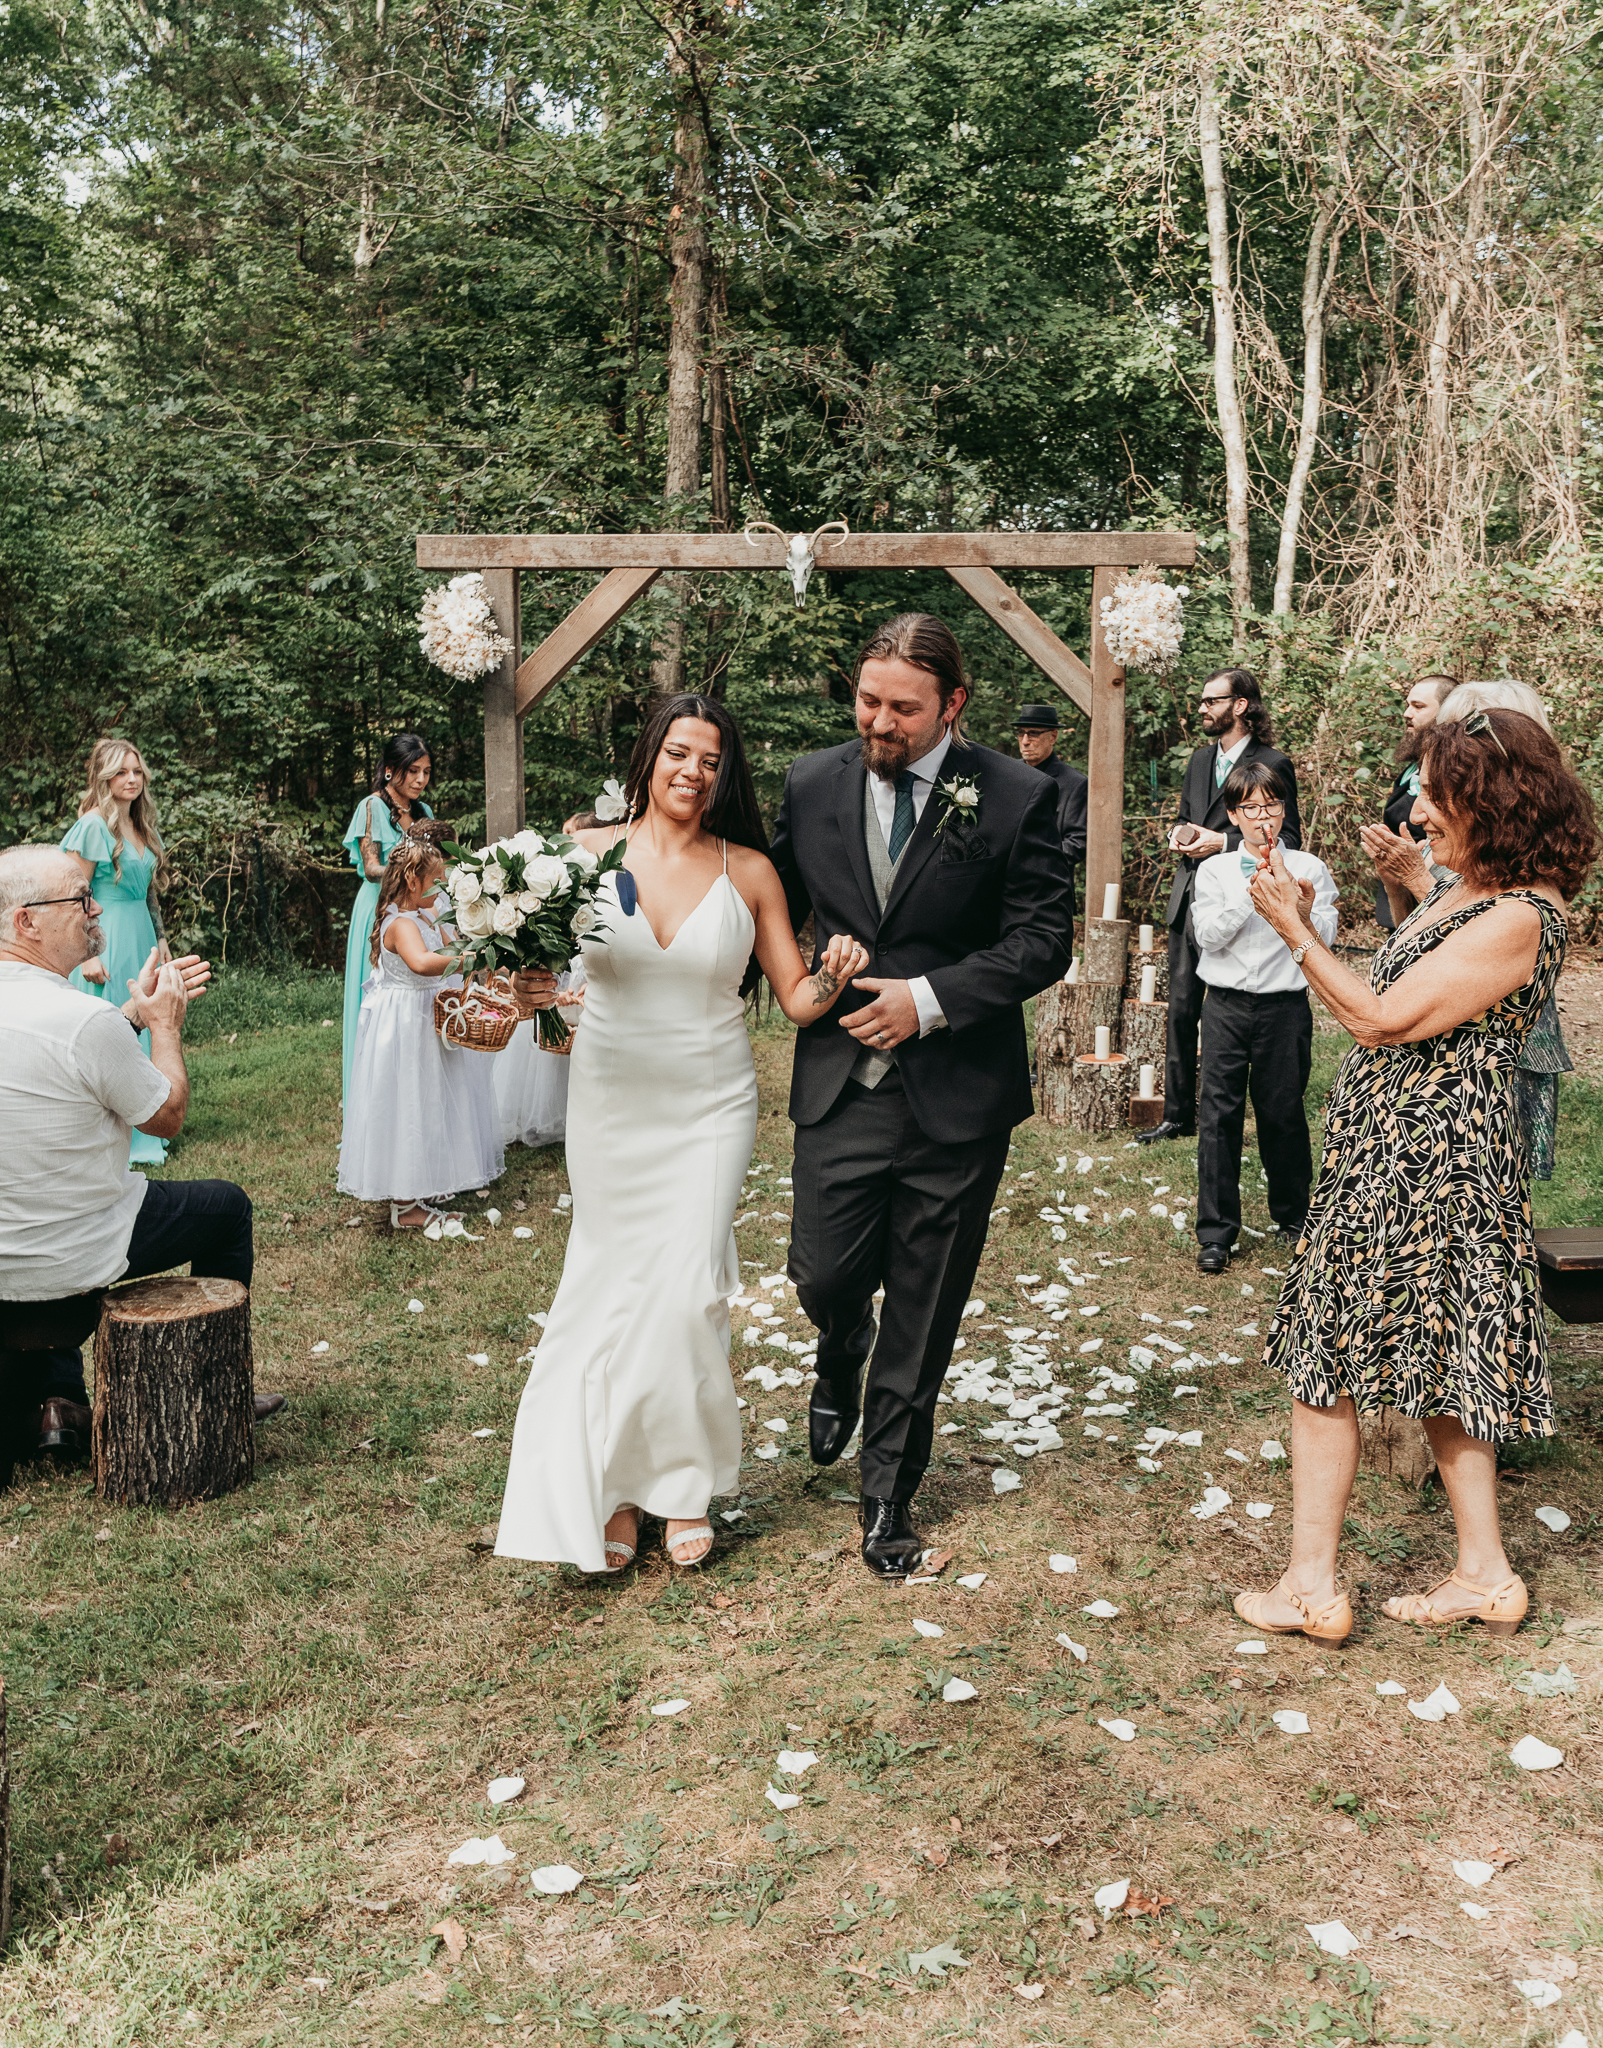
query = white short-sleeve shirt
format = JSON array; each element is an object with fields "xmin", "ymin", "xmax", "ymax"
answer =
[{"xmin": 0, "ymin": 962, "xmax": 170, "ymax": 1298}]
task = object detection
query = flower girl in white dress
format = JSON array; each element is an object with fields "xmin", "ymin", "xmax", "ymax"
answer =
[{"xmin": 337, "ymin": 833, "xmax": 504, "ymax": 1226}]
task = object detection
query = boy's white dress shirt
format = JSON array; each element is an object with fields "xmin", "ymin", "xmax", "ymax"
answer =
[{"xmin": 1192, "ymin": 842, "xmax": 1339, "ymax": 996}]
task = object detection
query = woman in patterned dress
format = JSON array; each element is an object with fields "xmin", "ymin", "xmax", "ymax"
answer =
[{"xmin": 1233, "ymin": 708, "xmax": 1596, "ymax": 1645}]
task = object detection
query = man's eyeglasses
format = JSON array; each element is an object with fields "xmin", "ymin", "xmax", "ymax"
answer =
[
  {"xmin": 1198, "ymin": 693, "xmax": 1237, "ymax": 708},
  {"xmin": 25, "ymin": 891, "xmax": 95, "ymax": 914},
  {"xmin": 1232, "ymin": 802, "xmax": 1284, "ymax": 819}
]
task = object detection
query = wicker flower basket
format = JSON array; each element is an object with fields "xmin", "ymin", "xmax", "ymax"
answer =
[{"xmin": 434, "ymin": 983, "xmax": 520, "ymax": 1053}]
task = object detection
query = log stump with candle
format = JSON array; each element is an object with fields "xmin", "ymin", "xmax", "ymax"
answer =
[
  {"xmin": 1068, "ymin": 1052, "xmax": 1131, "ymax": 1135},
  {"xmin": 1121, "ymin": 997, "xmax": 1167, "ymax": 1078},
  {"xmin": 1033, "ymin": 979, "xmax": 1075, "ymax": 1124}
]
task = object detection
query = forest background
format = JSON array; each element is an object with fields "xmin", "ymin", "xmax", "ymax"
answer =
[{"xmin": 1, "ymin": 0, "xmax": 1600, "ymax": 960}]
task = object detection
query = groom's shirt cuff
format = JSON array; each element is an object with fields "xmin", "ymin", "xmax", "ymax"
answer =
[{"xmin": 910, "ymin": 976, "xmax": 947, "ymax": 1036}]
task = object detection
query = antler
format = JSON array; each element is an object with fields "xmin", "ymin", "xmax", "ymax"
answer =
[
  {"xmin": 808, "ymin": 519, "xmax": 850, "ymax": 552},
  {"xmin": 744, "ymin": 520, "xmax": 785, "ymax": 545}
]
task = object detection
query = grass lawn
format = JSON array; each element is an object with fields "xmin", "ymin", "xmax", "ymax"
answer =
[{"xmin": 4, "ymin": 979, "xmax": 1602, "ymax": 2046}]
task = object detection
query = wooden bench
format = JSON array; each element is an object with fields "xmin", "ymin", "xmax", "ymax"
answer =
[{"xmin": 1534, "ymin": 1227, "xmax": 1603, "ymax": 1325}]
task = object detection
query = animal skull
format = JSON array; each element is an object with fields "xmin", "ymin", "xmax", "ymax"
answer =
[{"xmin": 744, "ymin": 519, "xmax": 850, "ymax": 606}]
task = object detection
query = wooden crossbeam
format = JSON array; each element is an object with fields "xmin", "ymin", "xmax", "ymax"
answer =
[
  {"xmin": 943, "ymin": 565, "xmax": 1093, "ymax": 720},
  {"xmin": 417, "ymin": 531, "xmax": 1197, "ymax": 572},
  {"xmin": 514, "ymin": 566, "xmax": 661, "ymax": 718}
]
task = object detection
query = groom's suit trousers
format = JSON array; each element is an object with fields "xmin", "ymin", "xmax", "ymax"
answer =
[{"xmin": 789, "ymin": 1068, "xmax": 1009, "ymax": 1503}]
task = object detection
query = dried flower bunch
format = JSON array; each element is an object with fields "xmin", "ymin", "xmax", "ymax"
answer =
[
  {"xmin": 1098, "ymin": 572, "xmax": 1188, "ymax": 677},
  {"xmin": 417, "ymin": 573, "xmax": 514, "ymax": 681}
]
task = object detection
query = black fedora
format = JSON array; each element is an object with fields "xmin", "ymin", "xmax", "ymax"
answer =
[{"xmin": 1013, "ymin": 702, "xmax": 1060, "ymax": 730}]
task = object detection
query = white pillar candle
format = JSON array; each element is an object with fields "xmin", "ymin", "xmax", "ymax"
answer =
[
  {"xmin": 1139, "ymin": 1062, "xmax": 1156, "ymax": 1099},
  {"xmin": 1138, "ymin": 923, "xmax": 1154, "ymax": 953},
  {"xmin": 1140, "ymin": 962, "xmax": 1157, "ymax": 1005},
  {"xmin": 1094, "ymin": 1024, "xmax": 1111, "ymax": 1061},
  {"xmin": 1065, "ymin": 955, "xmax": 1079, "ymax": 986},
  {"xmin": 1102, "ymin": 882, "xmax": 1121, "ymax": 921}
]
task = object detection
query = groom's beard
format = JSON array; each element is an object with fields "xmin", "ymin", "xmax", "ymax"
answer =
[{"xmin": 860, "ymin": 724, "xmax": 945, "ymax": 781}]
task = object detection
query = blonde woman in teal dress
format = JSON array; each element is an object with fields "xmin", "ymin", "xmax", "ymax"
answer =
[
  {"xmin": 59, "ymin": 739, "xmax": 176, "ymax": 1168},
  {"xmin": 341, "ymin": 734, "xmax": 434, "ymax": 1100}
]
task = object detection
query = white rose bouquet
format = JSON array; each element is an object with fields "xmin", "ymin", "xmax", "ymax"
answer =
[
  {"xmin": 1098, "ymin": 571, "xmax": 1188, "ymax": 677},
  {"xmin": 442, "ymin": 827, "xmax": 626, "ymax": 1046}
]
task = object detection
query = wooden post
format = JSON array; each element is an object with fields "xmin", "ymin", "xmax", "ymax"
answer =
[
  {"xmin": 1085, "ymin": 566, "xmax": 1128, "ymax": 934},
  {"xmin": 94, "ymin": 1279, "xmax": 254, "ymax": 1507},
  {"xmin": 481, "ymin": 568, "xmax": 523, "ymax": 842}
]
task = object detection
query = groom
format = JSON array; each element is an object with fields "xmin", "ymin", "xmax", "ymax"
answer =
[{"xmin": 770, "ymin": 613, "xmax": 1074, "ymax": 1577}]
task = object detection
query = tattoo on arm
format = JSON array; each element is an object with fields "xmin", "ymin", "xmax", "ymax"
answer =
[
  {"xmin": 147, "ymin": 879, "xmax": 166, "ymax": 943},
  {"xmin": 808, "ymin": 965, "xmax": 841, "ymax": 1007}
]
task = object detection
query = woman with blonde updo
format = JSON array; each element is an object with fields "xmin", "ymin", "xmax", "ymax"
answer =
[{"xmin": 60, "ymin": 739, "xmax": 174, "ymax": 1167}]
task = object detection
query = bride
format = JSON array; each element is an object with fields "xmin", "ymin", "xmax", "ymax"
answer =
[{"xmin": 496, "ymin": 694, "xmax": 868, "ymax": 1573}]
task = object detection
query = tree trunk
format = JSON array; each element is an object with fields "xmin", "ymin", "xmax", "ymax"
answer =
[
  {"xmin": 1359, "ymin": 1408, "xmax": 1436, "ymax": 1487},
  {"xmin": 1069, "ymin": 982, "xmax": 1124, "ymax": 1059},
  {"xmin": 1082, "ymin": 916, "xmax": 1131, "ymax": 989},
  {"xmin": 1068, "ymin": 1054, "xmax": 1132, "ymax": 1135},
  {"xmin": 1035, "ymin": 980, "xmax": 1074, "ymax": 1125},
  {"xmin": 94, "ymin": 1278, "xmax": 255, "ymax": 1507},
  {"xmin": 1271, "ymin": 196, "xmax": 1341, "ymax": 617},
  {"xmin": 1121, "ymin": 999, "xmax": 1167, "ymax": 1075},
  {"xmin": 1198, "ymin": 64, "xmax": 1251, "ymax": 643}
]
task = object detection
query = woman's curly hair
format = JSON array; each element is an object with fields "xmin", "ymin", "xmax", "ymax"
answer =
[{"xmin": 1420, "ymin": 707, "xmax": 1597, "ymax": 901}]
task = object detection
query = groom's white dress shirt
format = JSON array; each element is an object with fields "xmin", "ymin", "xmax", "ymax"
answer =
[{"xmin": 868, "ymin": 733, "xmax": 950, "ymax": 1037}]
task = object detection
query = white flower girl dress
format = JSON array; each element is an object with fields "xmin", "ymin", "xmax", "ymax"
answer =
[{"xmin": 337, "ymin": 906, "xmax": 504, "ymax": 1202}]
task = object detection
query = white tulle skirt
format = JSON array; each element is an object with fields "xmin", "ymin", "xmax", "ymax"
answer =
[
  {"xmin": 337, "ymin": 979, "xmax": 505, "ymax": 1201},
  {"xmin": 493, "ymin": 1021, "xmax": 572, "ymax": 1149}
]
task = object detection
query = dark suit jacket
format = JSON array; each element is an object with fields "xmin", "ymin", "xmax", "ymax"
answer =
[
  {"xmin": 1164, "ymin": 737, "xmax": 1302, "ymax": 930},
  {"xmin": 770, "ymin": 739, "xmax": 1074, "ymax": 1144},
  {"xmin": 1374, "ymin": 763, "xmax": 1426, "ymax": 927},
  {"xmin": 1035, "ymin": 753, "xmax": 1088, "ymax": 915}
]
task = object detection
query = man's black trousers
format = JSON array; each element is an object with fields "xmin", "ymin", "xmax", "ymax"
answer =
[
  {"xmin": 1163, "ymin": 909, "xmax": 1204, "ymax": 1130},
  {"xmin": 1195, "ymin": 985, "xmax": 1313, "ymax": 1250},
  {"xmin": 789, "ymin": 1070, "xmax": 1010, "ymax": 1503}
]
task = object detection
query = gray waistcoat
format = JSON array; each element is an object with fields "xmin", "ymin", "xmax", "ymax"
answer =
[{"xmin": 851, "ymin": 775, "xmax": 908, "ymax": 1090}]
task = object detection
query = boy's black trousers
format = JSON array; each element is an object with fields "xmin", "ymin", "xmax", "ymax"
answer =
[{"xmin": 1195, "ymin": 985, "xmax": 1313, "ymax": 1250}]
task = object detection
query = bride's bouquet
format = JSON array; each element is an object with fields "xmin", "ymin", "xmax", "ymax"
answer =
[{"xmin": 442, "ymin": 828, "xmax": 625, "ymax": 1046}]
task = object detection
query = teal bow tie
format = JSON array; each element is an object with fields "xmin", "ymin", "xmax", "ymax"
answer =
[{"xmin": 1240, "ymin": 852, "xmax": 1261, "ymax": 878}]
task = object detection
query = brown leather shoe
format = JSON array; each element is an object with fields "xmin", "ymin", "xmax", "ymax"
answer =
[
  {"xmin": 38, "ymin": 1397, "xmax": 92, "ymax": 1456},
  {"xmin": 253, "ymin": 1393, "xmax": 288, "ymax": 1422}
]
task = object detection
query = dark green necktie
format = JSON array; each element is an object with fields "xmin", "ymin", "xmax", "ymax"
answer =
[{"xmin": 888, "ymin": 772, "xmax": 917, "ymax": 862}]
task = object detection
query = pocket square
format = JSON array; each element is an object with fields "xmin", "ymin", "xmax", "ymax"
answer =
[{"xmin": 939, "ymin": 831, "xmax": 992, "ymax": 865}]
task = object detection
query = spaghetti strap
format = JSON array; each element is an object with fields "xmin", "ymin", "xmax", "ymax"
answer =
[{"xmin": 721, "ymin": 838, "xmax": 729, "ymax": 874}]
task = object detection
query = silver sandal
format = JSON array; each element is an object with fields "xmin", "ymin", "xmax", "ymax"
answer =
[{"xmin": 666, "ymin": 1521, "xmax": 714, "ymax": 1568}]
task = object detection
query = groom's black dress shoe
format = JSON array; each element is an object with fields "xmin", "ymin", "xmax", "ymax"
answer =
[
  {"xmin": 1136, "ymin": 1119, "xmax": 1194, "ymax": 1146},
  {"xmin": 860, "ymin": 1497, "xmax": 922, "ymax": 1580},
  {"xmin": 809, "ymin": 1370, "xmax": 863, "ymax": 1465}
]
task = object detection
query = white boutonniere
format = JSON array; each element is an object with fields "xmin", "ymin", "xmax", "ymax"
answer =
[{"xmin": 934, "ymin": 776, "xmax": 981, "ymax": 836}]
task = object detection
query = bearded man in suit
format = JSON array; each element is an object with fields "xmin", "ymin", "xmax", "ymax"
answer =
[
  {"xmin": 1138, "ymin": 665, "xmax": 1302, "ymax": 1146},
  {"xmin": 770, "ymin": 614, "xmax": 1073, "ymax": 1578}
]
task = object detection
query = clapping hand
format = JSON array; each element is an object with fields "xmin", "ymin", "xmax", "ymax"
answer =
[
  {"xmin": 126, "ymin": 945, "xmax": 210, "ymax": 1025},
  {"xmin": 1247, "ymin": 844, "xmax": 1315, "ymax": 939},
  {"xmin": 1360, "ymin": 820, "xmax": 1431, "ymax": 896}
]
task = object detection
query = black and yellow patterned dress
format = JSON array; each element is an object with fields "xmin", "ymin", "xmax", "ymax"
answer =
[{"xmin": 1263, "ymin": 884, "xmax": 1566, "ymax": 1444}]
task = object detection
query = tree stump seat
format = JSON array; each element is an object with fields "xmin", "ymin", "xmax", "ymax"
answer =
[{"xmin": 93, "ymin": 1278, "xmax": 254, "ymax": 1506}]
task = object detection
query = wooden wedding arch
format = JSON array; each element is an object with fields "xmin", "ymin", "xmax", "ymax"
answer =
[{"xmin": 413, "ymin": 529, "xmax": 1197, "ymax": 919}]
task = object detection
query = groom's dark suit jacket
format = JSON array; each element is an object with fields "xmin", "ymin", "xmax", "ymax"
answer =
[{"xmin": 770, "ymin": 739, "xmax": 1074, "ymax": 1146}]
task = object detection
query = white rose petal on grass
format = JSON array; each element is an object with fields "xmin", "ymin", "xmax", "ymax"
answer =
[
  {"xmin": 776, "ymin": 1750, "xmax": 818, "ymax": 1776},
  {"xmin": 913, "ymin": 1620, "xmax": 945, "ymax": 1639},
  {"xmin": 1375, "ymin": 1680, "xmax": 1407, "ymax": 1696},
  {"xmin": 1189, "ymin": 1487, "xmax": 1232, "ymax": 1520},
  {"xmin": 1461, "ymin": 1901, "xmax": 1493, "ymax": 1919},
  {"xmin": 1260, "ymin": 1439, "xmax": 1287, "ymax": 1461},
  {"xmin": 651, "ymin": 1699, "xmax": 691, "ymax": 1717},
  {"xmin": 957, "ymin": 1573, "xmax": 987, "ymax": 1590},
  {"xmin": 1516, "ymin": 1980, "xmax": 1563, "ymax": 2010},
  {"xmin": 1452, "ymin": 1860, "xmax": 1496, "ymax": 1888},
  {"xmin": 310, "ymin": 1340, "xmax": 330, "ymax": 1355},
  {"xmin": 513, "ymin": 1226, "xmax": 534, "ymax": 1239},
  {"xmin": 1083, "ymin": 1599, "xmax": 1120, "ymax": 1618},
  {"xmin": 1510, "ymin": 1734, "xmax": 1564, "ymax": 1771},
  {"xmin": 763, "ymin": 1418, "xmax": 788, "ymax": 1434},
  {"xmin": 487, "ymin": 1776, "xmax": 526, "ymax": 1805},
  {"xmin": 448, "ymin": 1835, "xmax": 515, "ymax": 1867},
  {"xmin": 1305, "ymin": 1922, "xmax": 1361, "ymax": 1958},
  {"xmin": 407, "ymin": 1299, "xmax": 425, "ymax": 1314},
  {"xmin": 1015, "ymin": 1984, "xmax": 1046, "ymax": 2001},
  {"xmin": 1244, "ymin": 1503, "xmax": 1274, "ymax": 1520},
  {"xmin": 1176, "ymin": 1429, "xmax": 1203, "ymax": 1448},
  {"xmin": 1535, "ymin": 1505, "xmax": 1572, "ymax": 1534},
  {"xmin": 482, "ymin": 1208, "xmax": 501, "ymax": 1226},
  {"xmin": 765, "ymin": 1786, "xmax": 802, "ymax": 1811},
  {"xmin": 530, "ymin": 1864, "xmax": 583, "ymax": 1895},
  {"xmin": 1224, "ymin": 1447, "xmax": 1249, "ymax": 1463},
  {"xmin": 1056, "ymin": 1634, "xmax": 1088, "ymax": 1662},
  {"xmin": 755, "ymin": 1443, "xmax": 781, "ymax": 1461},
  {"xmin": 1271, "ymin": 1710, "xmax": 1310, "ymax": 1734},
  {"xmin": 942, "ymin": 1678, "xmax": 978, "ymax": 1703},
  {"xmin": 466, "ymin": 1352, "xmax": 490, "ymax": 1366},
  {"xmin": 1094, "ymin": 1878, "xmax": 1130, "ymax": 1920},
  {"xmin": 1097, "ymin": 1718, "xmax": 1137, "ymax": 1742},
  {"xmin": 1234, "ymin": 1641, "xmax": 1268, "ymax": 1656},
  {"xmin": 992, "ymin": 1469, "xmax": 1022, "ymax": 1495},
  {"xmin": 1407, "ymin": 1682, "xmax": 1460, "ymax": 1723},
  {"xmin": 1049, "ymin": 1554, "xmax": 1078, "ymax": 1575}
]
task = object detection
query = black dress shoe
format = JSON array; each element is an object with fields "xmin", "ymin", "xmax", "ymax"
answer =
[
  {"xmin": 860, "ymin": 1497, "xmax": 922, "ymax": 1579},
  {"xmin": 1136, "ymin": 1119, "xmax": 1194, "ymax": 1146},
  {"xmin": 253, "ymin": 1393, "xmax": 288, "ymax": 1422},
  {"xmin": 1195, "ymin": 1244, "xmax": 1233, "ymax": 1274},
  {"xmin": 37, "ymin": 1397, "xmax": 92, "ymax": 1457},
  {"xmin": 1274, "ymin": 1221, "xmax": 1307, "ymax": 1247},
  {"xmin": 809, "ymin": 1370, "xmax": 862, "ymax": 1465}
]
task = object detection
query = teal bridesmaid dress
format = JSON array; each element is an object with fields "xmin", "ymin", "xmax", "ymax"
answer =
[
  {"xmin": 341, "ymin": 794, "xmax": 432, "ymax": 1100},
  {"xmin": 60, "ymin": 811, "xmax": 169, "ymax": 1168}
]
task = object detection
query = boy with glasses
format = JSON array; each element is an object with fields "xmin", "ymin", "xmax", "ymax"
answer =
[
  {"xmin": 1140, "ymin": 666, "xmax": 1302, "ymax": 1145},
  {"xmin": 1188, "ymin": 762, "xmax": 1336, "ymax": 1273}
]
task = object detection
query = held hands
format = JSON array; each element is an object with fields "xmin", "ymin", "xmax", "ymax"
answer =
[
  {"xmin": 809, "ymin": 932, "xmax": 870, "ymax": 1009},
  {"xmin": 1247, "ymin": 844, "xmax": 1315, "ymax": 942},
  {"xmin": 841, "ymin": 975, "xmax": 920, "ymax": 1050}
]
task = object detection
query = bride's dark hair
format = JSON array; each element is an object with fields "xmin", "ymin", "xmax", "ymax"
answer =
[{"xmin": 623, "ymin": 695, "xmax": 768, "ymax": 853}]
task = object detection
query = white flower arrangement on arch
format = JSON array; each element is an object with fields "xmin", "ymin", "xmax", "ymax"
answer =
[
  {"xmin": 417, "ymin": 573, "xmax": 515, "ymax": 682},
  {"xmin": 1098, "ymin": 571, "xmax": 1188, "ymax": 677}
]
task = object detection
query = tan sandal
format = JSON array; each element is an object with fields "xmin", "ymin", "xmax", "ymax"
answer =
[
  {"xmin": 666, "ymin": 1521, "xmax": 713, "ymax": 1568},
  {"xmin": 1233, "ymin": 1584, "xmax": 1353, "ymax": 1646},
  {"xmin": 1383, "ymin": 1570, "xmax": 1527, "ymax": 1637}
]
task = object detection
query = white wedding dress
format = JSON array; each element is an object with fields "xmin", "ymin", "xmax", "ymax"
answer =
[{"xmin": 496, "ymin": 847, "xmax": 757, "ymax": 1571}]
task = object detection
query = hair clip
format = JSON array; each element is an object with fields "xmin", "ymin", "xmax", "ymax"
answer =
[{"xmin": 1464, "ymin": 711, "xmax": 1510, "ymax": 761}]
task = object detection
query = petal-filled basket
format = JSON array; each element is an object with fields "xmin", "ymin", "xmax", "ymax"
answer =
[{"xmin": 434, "ymin": 982, "xmax": 520, "ymax": 1053}]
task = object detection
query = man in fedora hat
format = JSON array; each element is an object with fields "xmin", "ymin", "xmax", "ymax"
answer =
[{"xmin": 1015, "ymin": 704, "xmax": 1088, "ymax": 919}]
